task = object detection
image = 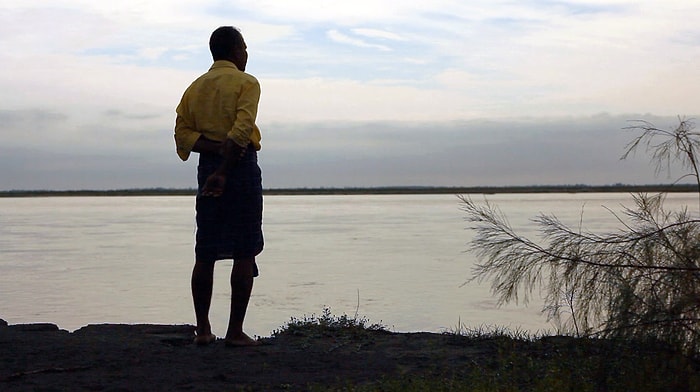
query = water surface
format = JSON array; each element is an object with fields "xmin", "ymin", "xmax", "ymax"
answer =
[{"xmin": 1, "ymin": 193, "xmax": 696, "ymax": 337}]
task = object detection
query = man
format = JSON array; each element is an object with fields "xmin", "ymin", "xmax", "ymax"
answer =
[{"xmin": 174, "ymin": 26, "xmax": 263, "ymax": 347}]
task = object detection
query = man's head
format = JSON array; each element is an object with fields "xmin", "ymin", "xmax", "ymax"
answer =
[{"xmin": 209, "ymin": 26, "xmax": 248, "ymax": 71}]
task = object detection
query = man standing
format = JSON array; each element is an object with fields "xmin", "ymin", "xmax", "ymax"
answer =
[{"xmin": 174, "ymin": 26, "xmax": 263, "ymax": 346}]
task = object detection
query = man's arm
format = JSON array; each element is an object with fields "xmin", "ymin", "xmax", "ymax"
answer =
[{"xmin": 226, "ymin": 80, "xmax": 260, "ymax": 148}]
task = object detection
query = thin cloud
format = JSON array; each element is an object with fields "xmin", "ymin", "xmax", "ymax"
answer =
[
  {"xmin": 326, "ymin": 29, "xmax": 392, "ymax": 51},
  {"xmin": 351, "ymin": 28, "xmax": 406, "ymax": 41}
]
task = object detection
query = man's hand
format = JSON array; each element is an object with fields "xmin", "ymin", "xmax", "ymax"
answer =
[
  {"xmin": 202, "ymin": 172, "xmax": 226, "ymax": 197},
  {"xmin": 199, "ymin": 139, "xmax": 246, "ymax": 197}
]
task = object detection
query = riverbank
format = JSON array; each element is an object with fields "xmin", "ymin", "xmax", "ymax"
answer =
[{"xmin": 1, "ymin": 318, "xmax": 698, "ymax": 391}]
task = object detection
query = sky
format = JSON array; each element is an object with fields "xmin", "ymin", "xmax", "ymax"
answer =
[{"xmin": 1, "ymin": 0, "xmax": 699, "ymax": 190}]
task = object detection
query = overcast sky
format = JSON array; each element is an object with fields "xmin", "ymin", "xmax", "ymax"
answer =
[{"xmin": 1, "ymin": 1, "xmax": 699, "ymax": 190}]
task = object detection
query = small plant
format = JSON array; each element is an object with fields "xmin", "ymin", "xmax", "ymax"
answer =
[{"xmin": 272, "ymin": 306, "xmax": 387, "ymax": 338}]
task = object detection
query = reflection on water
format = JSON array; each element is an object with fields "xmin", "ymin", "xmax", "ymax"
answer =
[{"xmin": 0, "ymin": 193, "xmax": 696, "ymax": 336}]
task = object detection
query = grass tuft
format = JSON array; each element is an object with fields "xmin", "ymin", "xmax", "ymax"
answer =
[{"xmin": 272, "ymin": 306, "xmax": 387, "ymax": 339}]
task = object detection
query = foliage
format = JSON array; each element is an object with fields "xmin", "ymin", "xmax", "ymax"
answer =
[
  {"xmin": 445, "ymin": 322, "xmax": 542, "ymax": 342},
  {"xmin": 272, "ymin": 306, "xmax": 387, "ymax": 338},
  {"xmin": 461, "ymin": 117, "xmax": 700, "ymax": 356}
]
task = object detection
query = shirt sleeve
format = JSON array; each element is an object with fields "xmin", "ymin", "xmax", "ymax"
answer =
[
  {"xmin": 174, "ymin": 98, "xmax": 202, "ymax": 162},
  {"xmin": 226, "ymin": 78, "xmax": 261, "ymax": 148}
]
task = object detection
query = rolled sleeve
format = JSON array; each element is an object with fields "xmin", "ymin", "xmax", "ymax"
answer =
[{"xmin": 174, "ymin": 113, "xmax": 202, "ymax": 161}]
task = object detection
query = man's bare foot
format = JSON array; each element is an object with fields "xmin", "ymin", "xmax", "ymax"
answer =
[
  {"xmin": 193, "ymin": 332, "xmax": 216, "ymax": 346},
  {"xmin": 224, "ymin": 332, "xmax": 260, "ymax": 347}
]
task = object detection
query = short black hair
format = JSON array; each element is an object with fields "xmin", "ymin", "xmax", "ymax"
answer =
[{"xmin": 209, "ymin": 26, "xmax": 244, "ymax": 61}]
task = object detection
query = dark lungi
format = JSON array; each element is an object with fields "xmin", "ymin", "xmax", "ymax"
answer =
[{"xmin": 195, "ymin": 145, "xmax": 263, "ymax": 275}]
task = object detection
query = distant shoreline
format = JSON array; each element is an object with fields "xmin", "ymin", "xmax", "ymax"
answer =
[{"xmin": 0, "ymin": 184, "xmax": 696, "ymax": 197}]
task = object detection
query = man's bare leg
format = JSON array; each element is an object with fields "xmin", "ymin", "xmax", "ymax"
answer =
[
  {"xmin": 224, "ymin": 257, "xmax": 258, "ymax": 346},
  {"xmin": 191, "ymin": 260, "xmax": 216, "ymax": 345}
]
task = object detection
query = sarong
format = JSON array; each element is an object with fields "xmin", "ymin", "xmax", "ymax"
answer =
[{"xmin": 195, "ymin": 145, "xmax": 263, "ymax": 276}]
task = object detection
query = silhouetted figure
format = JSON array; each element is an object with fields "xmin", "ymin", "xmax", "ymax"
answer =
[{"xmin": 174, "ymin": 26, "xmax": 264, "ymax": 346}]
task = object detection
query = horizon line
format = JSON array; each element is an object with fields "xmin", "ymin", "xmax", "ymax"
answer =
[{"xmin": 0, "ymin": 183, "xmax": 696, "ymax": 197}]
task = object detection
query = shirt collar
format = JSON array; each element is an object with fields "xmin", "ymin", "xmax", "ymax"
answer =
[{"xmin": 210, "ymin": 60, "xmax": 239, "ymax": 71}]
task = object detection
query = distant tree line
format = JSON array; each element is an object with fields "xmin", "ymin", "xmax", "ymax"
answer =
[{"xmin": 1, "ymin": 184, "xmax": 698, "ymax": 198}]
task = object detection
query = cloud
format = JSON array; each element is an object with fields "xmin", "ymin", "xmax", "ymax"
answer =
[
  {"xmin": 0, "ymin": 1, "xmax": 699, "ymax": 190},
  {"xmin": 0, "ymin": 109, "xmax": 68, "ymax": 127},
  {"xmin": 257, "ymin": 114, "xmax": 693, "ymax": 188},
  {"xmin": 0, "ymin": 114, "xmax": 696, "ymax": 191},
  {"xmin": 326, "ymin": 29, "xmax": 392, "ymax": 51},
  {"xmin": 259, "ymin": 76, "xmax": 483, "ymax": 122},
  {"xmin": 352, "ymin": 28, "xmax": 406, "ymax": 41}
]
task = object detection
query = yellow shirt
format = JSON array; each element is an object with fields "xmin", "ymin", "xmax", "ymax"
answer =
[{"xmin": 174, "ymin": 60, "xmax": 262, "ymax": 161}]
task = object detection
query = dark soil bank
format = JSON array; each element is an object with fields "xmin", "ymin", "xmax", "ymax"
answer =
[
  {"xmin": 1, "ymin": 319, "xmax": 698, "ymax": 391},
  {"xmin": 0, "ymin": 320, "xmax": 490, "ymax": 391}
]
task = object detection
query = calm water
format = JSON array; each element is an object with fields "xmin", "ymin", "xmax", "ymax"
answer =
[{"xmin": 1, "ymin": 193, "xmax": 697, "ymax": 337}]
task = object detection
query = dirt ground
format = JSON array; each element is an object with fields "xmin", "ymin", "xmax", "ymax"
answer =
[{"xmin": 0, "ymin": 319, "xmax": 500, "ymax": 391}]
